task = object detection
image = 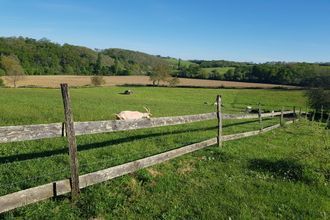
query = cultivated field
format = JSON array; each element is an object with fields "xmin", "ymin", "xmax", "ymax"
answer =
[
  {"xmin": 1, "ymin": 75, "xmax": 297, "ymax": 89},
  {"xmin": 0, "ymin": 86, "xmax": 328, "ymax": 219}
]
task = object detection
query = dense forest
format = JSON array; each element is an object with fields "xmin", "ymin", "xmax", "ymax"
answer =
[
  {"xmin": 0, "ymin": 37, "xmax": 166, "ymax": 76},
  {"xmin": 0, "ymin": 36, "xmax": 329, "ymax": 87}
]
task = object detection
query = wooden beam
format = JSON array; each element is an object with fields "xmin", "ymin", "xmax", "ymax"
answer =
[
  {"xmin": 216, "ymin": 95, "xmax": 222, "ymax": 147},
  {"xmin": 0, "ymin": 111, "xmax": 295, "ymax": 144},
  {"xmin": 0, "ymin": 119, "xmax": 296, "ymax": 213},
  {"xmin": 60, "ymin": 84, "xmax": 80, "ymax": 199},
  {"xmin": 258, "ymin": 103, "xmax": 263, "ymax": 130}
]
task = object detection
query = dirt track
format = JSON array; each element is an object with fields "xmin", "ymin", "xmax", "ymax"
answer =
[{"xmin": 1, "ymin": 75, "xmax": 297, "ymax": 89}]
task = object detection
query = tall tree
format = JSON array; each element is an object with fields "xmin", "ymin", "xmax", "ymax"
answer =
[
  {"xmin": 149, "ymin": 63, "xmax": 171, "ymax": 86},
  {"xmin": 0, "ymin": 55, "xmax": 25, "ymax": 88}
]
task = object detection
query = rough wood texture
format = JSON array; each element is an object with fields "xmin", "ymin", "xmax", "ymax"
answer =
[
  {"xmin": 0, "ymin": 123, "xmax": 63, "ymax": 143},
  {"xmin": 0, "ymin": 111, "xmax": 294, "ymax": 143},
  {"xmin": 0, "ymin": 120, "xmax": 295, "ymax": 214},
  {"xmin": 258, "ymin": 103, "xmax": 263, "ymax": 130},
  {"xmin": 320, "ymin": 105, "xmax": 324, "ymax": 123},
  {"xmin": 61, "ymin": 84, "xmax": 80, "ymax": 198},
  {"xmin": 280, "ymin": 107, "xmax": 284, "ymax": 126},
  {"xmin": 216, "ymin": 95, "xmax": 222, "ymax": 147}
]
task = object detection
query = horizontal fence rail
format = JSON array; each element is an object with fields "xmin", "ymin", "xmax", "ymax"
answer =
[
  {"xmin": 0, "ymin": 111, "xmax": 294, "ymax": 144},
  {"xmin": 0, "ymin": 119, "xmax": 296, "ymax": 213}
]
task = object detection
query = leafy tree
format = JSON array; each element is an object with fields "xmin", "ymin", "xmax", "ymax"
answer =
[
  {"xmin": 0, "ymin": 55, "xmax": 25, "ymax": 87},
  {"xmin": 149, "ymin": 63, "xmax": 171, "ymax": 86},
  {"xmin": 90, "ymin": 75, "xmax": 105, "ymax": 86}
]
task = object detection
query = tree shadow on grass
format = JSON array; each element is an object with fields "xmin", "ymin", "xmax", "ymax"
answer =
[
  {"xmin": 248, "ymin": 158, "xmax": 310, "ymax": 183},
  {"xmin": 1, "ymin": 119, "xmax": 262, "ymax": 164}
]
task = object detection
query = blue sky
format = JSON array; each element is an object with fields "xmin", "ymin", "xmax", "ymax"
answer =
[{"xmin": 0, "ymin": 0, "xmax": 329, "ymax": 62}]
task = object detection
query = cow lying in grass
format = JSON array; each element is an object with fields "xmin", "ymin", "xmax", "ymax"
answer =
[{"xmin": 116, "ymin": 107, "xmax": 152, "ymax": 120}]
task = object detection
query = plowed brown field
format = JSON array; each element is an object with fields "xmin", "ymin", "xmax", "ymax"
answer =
[{"xmin": 1, "ymin": 75, "xmax": 297, "ymax": 89}]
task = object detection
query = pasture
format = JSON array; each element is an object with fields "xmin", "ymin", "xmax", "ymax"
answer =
[
  {"xmin": 0, "ymin": 86, "xmax": 328, "ymax": 219},
  {"xmin": 202, "ymin": 66, "xmax": 235, "ymax": 74}
]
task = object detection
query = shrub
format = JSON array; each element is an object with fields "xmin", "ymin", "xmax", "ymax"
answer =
[
  {"xmin": 0, "ymin": 78, "xmax": 4, "ymax": 87},
  {"xmin": 168, "ymin": 77, "xmax": 180, "ymax": 87},
  {"xmin": 90, "ymin": 76, "xmax": 105, "ymax": 86}
]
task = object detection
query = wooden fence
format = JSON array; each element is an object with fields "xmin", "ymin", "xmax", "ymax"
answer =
[{"xmin": 0, "ymin": 84, "xmax": 299, "ymax": 213}]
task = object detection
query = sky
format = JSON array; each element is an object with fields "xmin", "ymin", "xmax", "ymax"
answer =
[{"xmin": 0, "ymin": 0, "xmax": 329, "ymax": 62}]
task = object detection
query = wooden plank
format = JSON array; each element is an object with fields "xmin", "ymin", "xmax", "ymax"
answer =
[
  {"xmin": 0, "ymin": 123, "xmax": 62, "ymax": 143},
  {"xmin": 0, "ymin": 111, "xmax": 294, "ymax": 144},
  {"xmin": 216, "ymin": 95, "xmax": 222, "ymax": 147},
  {"xmin": 60, "ymin": 84, "xmax": 80, "ymax": 198},
  {"xmin": 0, "ymin": 179, "xmax": 71, "ymax": 214},
  {"xmin": 0, "ymin": 119, "xmax": 294, "ymax": 213}
]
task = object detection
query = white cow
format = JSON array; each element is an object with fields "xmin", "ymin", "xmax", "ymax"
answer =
[{"xmin": 116, "ymin": 107, "xmax": 151, "ymax": 120}]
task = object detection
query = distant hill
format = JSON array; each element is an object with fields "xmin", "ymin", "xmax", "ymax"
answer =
[
  {"xmin": 0, "ymin": 36, "xmax": 329, "ymax": 87},
  {"xmin": 0, "ymin": 37, "xmax": 168, "ymax": 75}
]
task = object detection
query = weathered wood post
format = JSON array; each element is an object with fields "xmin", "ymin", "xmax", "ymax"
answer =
[
  {"xmin": 293, "ymin": 106, "xmax": 296, "ymax": 123},
  {"xmin": 312, "ymin": 109, "xmax": 315, "ymax": 122},
  {"xmin": 298, "ymin": 107, "xmax": 302, "ymax": 120},
  {"xmin": 60, "ymin": 83, "xmax": 80, "ymax": 199},
  {"xmin": 280, "ymin": 107, "xmax": 284, "ymax": 126},
  {"xmin": 258, "ymin": 103, "xmax": 263, "ymax": 131},
  {"xmin": 216, "ymin": 95, "xmax": 222, "ymax": 147},
  {"xmin": 320, "ymin": 105, "xmax": 324, "ymax": 123}
]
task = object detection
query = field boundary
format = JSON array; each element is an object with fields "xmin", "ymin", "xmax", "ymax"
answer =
[
  {"xmin": 0, "ymin": 111, "xmax": 293, "ymax": 144},
  {"xmin": 0, "ymin": 84, "xmax": 303, "ymax": 213},
  {"xmin": 0, "ymin": 120, "xmax": 295, "ymax": 213}
]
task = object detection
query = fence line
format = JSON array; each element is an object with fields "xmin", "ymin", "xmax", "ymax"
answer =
[
  {"xmin": 0, "ymin": 111, "xmax": 294, "ymax": 144},
  {"xmin": 0, "ymin": 119, "xmax": 296, "ymax": 214}
]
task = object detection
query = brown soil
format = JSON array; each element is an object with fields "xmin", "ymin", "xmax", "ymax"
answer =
[{"xmin": 1, "ymin": 75, "xmax": 297, "ymax": 89}]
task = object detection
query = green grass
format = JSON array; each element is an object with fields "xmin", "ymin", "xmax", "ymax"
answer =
[
  {"xmin": 0, "ymin": 87, "xmax": 306, "ymax": 126},
  {"xmin": 202, "ymin": 67, "xmax": 235, "ymax": 74},
  {"xmin": 1, "ymin": 87, "xmax": 327, "ymax": 219},
  {"xmin": 163, "ymin": 57, "xmax": 194, "ymax": 67}
]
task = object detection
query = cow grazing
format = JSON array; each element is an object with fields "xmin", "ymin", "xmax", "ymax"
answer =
[{"xmin": 116, "ymin": 107, "xmax": 151, "ymax": 120}]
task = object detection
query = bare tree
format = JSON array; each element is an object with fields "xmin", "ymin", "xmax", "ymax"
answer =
[{"xmin": 1, "ymin": 55, "xmax": 25, "ymax": 88}]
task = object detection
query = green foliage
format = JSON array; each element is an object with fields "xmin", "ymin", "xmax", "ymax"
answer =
[
  {"xmin": 90, "ymin": 76, "xmax": 106, "ymax": 86},
  {"xmin": 0, "ymin": 68, "xmax": 5, "ymax": 76},
  {"xmin": 0, "ymin": 78, "xmax": 4, "ymax": 87},
  {"xmin": 0, "ymin": 37, "xmax": 169, "ymax": 76},
  {"xmin": 149, "ymin": 63, "xmax": 171, "ymax": 86},
  {"xmin": 168, "ymin": 77, "xmax": 180, "ymax": 87},
  {"xmin": 0, "ymin": 54, "xmax": 25, "ymax": 87}
]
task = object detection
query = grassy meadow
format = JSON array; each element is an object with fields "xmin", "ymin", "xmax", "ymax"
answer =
[
  {"xmin": 202, "ymin": 67, "xmax": 235, "ymax": 74},
  {"xmin": 0, "ymin": 86, "xmax": 329, "ymax": 219}
]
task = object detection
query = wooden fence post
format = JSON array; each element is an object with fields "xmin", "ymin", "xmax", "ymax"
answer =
[
  {"xmin": 312, "ymin": 110, "xmax": 315, "ymax": 122},
  {"xmin": 60, "ymin": 83, "xmax": 80, "ymax": 199},
  {"xmin": 293, "ymin": 106, "xmax": 296, "ymax": 123},
  {"xmin": 280, "ymin": 107, "xmax": 284, "ymax": 126},
  {"xmin": 216, "ymin": 95, "xmax": 222, "ymax": 147},
  {"xmin": 326, "ymin": 114, "xmax": 330, "ymax": 129},
  {"xmin": 298, "ymin": 107, "xmax": 302, "ymax": 119},
  {"xmin": 320, "ymin": 105, "xmax": 324, "ymax": 123},
  {"xmin": 258, "ymin": 103, "xmax": 263, "ymax": 131}
]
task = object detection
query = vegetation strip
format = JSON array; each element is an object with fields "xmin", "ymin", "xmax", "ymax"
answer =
[
  {"xmin": 0, "ymin": 120, "xmax": 294, "ymax": 213},
  {"xmin": 0, "ymin": 111, "xmax": 293, "ymax": 143}
]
